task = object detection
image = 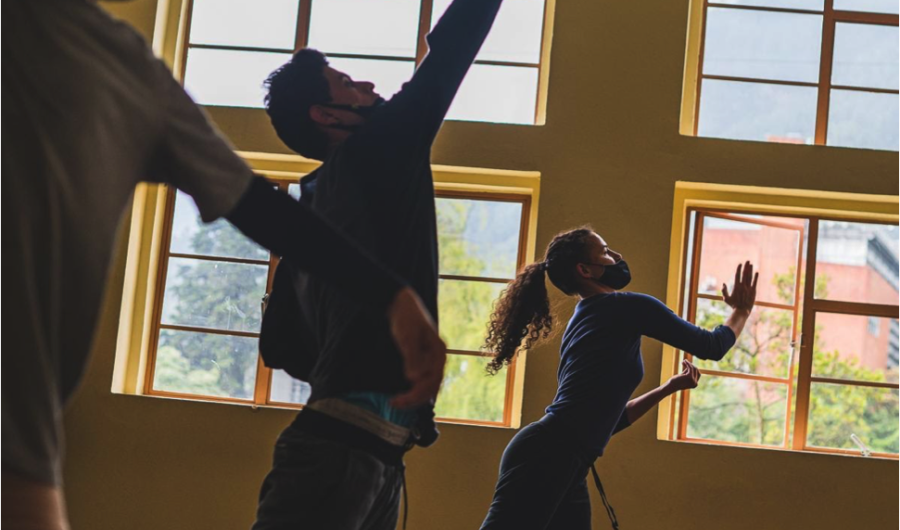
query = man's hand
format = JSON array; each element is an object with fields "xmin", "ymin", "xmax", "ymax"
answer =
[
  {"xmin": 387, "ymin": 287, "xmax": 447, "ymax": 409},
  {"xmin": 722, "ymin": 260, "xmax": 758, "ymax": 313},
  {"xmin": 668, "ymin": 359, "xmax": 702, "ymax": 392}
]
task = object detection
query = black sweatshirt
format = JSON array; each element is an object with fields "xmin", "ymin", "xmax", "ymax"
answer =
[
  {"xmin": 544, "ymin": 292, "xmax": 737, "ymax": 459},
  {"xmin": 295, "ymin": 0, "xmax": 505, "ymax": 406},
  {"xmin": 227, "ymin": 176, "xmax": 405, "ymax": 309}
]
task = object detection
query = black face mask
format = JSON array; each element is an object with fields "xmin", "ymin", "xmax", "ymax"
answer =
[
  {"xmin": 321, "ymin": 97, "xmax": 386, "ymax": 130},
  {"xmin": 593, "ymin": 259, "xmax": 632, "ymax": 290}
]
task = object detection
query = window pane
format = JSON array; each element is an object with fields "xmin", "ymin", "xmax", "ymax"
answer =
[
  {"xmin": 807, "ymin": 383, "xmax": 899, "ymax": 454},
  {"xmin": 435, "ymin": 354, "xmax": 506, "ymax": 422},
  {"xmin": 703, "ymin": 8, "xmax": 822, "ymax": 83},
  {"xmin": 698, "ymin": 80, "xmax": 817, "ymax": 143},
  {"xmin": 288, "ymin": 183, "xmax": 301, "ymax": 200},
  {"xmin": 711, "ymin": 0, "xmax": 824, "ymax": 9},
  {"xmin": 833, "ymin": 23, "xmax": 898, "ymax": 90},
  {"xmin": 269, "ymin": 370, "xmax": 311, "ymax": 405},
  {"xmin": 189, "ymin": 0, "xmax": 299, "ymax": 49},
  {"xmin": 814, "ymin": 314, "xmax": 899, "ymax": 384},
  {"xmin": 308, "ymin": 0, "xmax": 420, "ymax": 58},
  {"xmin": 439, "ymin": 279, "xmax": 506, "ymax": 351},
  {"xmin": 834, "ymin": 0, "xmax": 900, "ymax": 14},
  {"xmin": 697, "ymin": 215, "xmax": 805, "ymax": 306},
  {"xmin": 327, "ymin": 57, "xmax": 415, "ymax": 100},
  {"xmin": 815, "ymin": 221, "xmax": 900, "ymax": 304},
  {"xmin": 693, "ymin": 299, "xmax": 795, "ymax": 378},
  {"xmin": 445, "ymin": 64, "xmax": 538, "ymax": 124},
  {"xmin": 161, "ymin": 258, "xmax": 268, "ymax": 333},
  {"xmin": 153, "ymin": 329, "xmax": 259, "ymax": 399},
  {"xmin": 431, "ymin": 0, "xmax": 546, "ymax": 64},
  {"xmin": 686, "ymin": 376, "xmax": 788, "ymax": 446},
  {"xmin": 170, "ymin": 191, "xmax": 269, "ymax": 261},
  {"xmin": 826, "ymin": 90, "xmax": 899, "ymax": 151},
  {"xmin": 437, "ymin": 198, "xmax": 523, "ymax": 279},
  {"xmin": 184, "ymin": 48, "xmax": 291, "ymax": 108}
]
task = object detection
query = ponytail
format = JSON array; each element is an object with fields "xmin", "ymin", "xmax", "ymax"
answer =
[
  {"xmin": 483, "ymin": 226, "xmax": 596, "ymax": 375},
  {"xmin": 484, "ymin": 262, "xmax": 553, "ymax": 375}
]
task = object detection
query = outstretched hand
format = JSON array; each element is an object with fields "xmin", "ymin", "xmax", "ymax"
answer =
[
  {"xmin": 668, "ymin": 359, "xmax": 702, "ymax": 391},
  {"xmin": 722, "ymin": 261, "xmax": 758, "ymax": 313},
  {"xmin": 387, "ymin": 287, "xmax": 447, "ymax": 409}
]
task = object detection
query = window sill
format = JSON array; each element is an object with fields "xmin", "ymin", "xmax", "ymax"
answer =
[{"xmin": 665, "ymin": 436, "xmax": 898, "ymax": 462}]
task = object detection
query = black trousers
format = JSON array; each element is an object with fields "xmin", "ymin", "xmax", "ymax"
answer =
[
  {"xmin": 480, "ymin": 418, "xmax": 593, "ymax": 530},
  {"xmin": 252, "ymin": 412, "xmax": 405, "ymax": 530}
]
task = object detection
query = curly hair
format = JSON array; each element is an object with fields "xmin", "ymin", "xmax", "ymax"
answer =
[{"xmin": 484, "ymin": 227, "xmax": 596, "ymax": 375}]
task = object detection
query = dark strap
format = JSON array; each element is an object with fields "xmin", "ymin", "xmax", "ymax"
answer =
[
  {"xmin": 400, "ymin": 467, "xmax": 409, "ymax": 530},
  {"xmin": 590, "ymin": 464, "xmax": 620, "ymax": 530}
]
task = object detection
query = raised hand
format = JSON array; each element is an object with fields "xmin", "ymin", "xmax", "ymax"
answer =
[
  {"xmin": 722, "ymin": 260, "xmax": 758, "ymax": 313},
  {"xmin": 387, "ymin": 287, "xmax": 447, "ymax": 409},
  {"xmin": 668, "ymin": 359, "xmax": 702, "ymax": 391}
]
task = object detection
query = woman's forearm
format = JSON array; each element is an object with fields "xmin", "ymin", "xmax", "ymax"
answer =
[
  {"xmin": 624, "ymin": 381, "xmax": 678, "ymax": 425},
  {"xmin": 724, "ymin": 308, "xmax": 752, "ymax": 341}
]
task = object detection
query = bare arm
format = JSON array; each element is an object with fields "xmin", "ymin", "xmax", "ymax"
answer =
[{"xmin": 614, "ymin": 360, "xmax": 701, "ymax": 433}]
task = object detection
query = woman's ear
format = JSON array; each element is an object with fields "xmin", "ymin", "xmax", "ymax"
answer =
[{"xmin": 575, "ymin": 263, "xmax": 599, "ymax": 280}]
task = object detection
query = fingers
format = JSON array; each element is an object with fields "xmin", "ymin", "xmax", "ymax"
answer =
[
  {"xmin": 721, "ymin": 283, "xmax": 730, "ymax": 301},
  {"xmin": 733, "ymin": 263, "xmax": 742, "ymax": 292},
  {"xmin": 752, "ymin": 271, "xmax": 759, "ymax": 292},
  {"xmin": 742, "ymin": 261, "xmax": 753, "ymax": 286}
]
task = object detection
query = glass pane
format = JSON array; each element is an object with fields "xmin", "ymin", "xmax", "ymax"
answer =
[
  {"xmin": 170, "ymin": 191, "xmax": 269, "ymax": 261},
  {"xmin": 184, "ymin": 48, "xmax": 291, "ymax": 108},
  {"xmin": 153, "ymin": 329, "xmax": 259, "ymax": 399},
  {"xmin": 686, "ymin": 375, "xmax": 788, "ymax": 446},
  {"xmin": 697, "ymin": 80, "xmax": 817, "ymax": 144},
  {"xmin": 189, "ymin": 0, "xmax": 299, "ymax": 49},
  {"xmin": 269, "ymin": 370, "xmax": 311, "ymax": 405},
  {"xmin": 693, "ymin": 299, "xmax": 794, "ymax": 378},
  {"xmin": 697, "ymin": 215, "xmax": 804, "ymax": 306},
  {"xmin": 703, "ymin": 8, "xmax": 822, "ymax": 83},
  {"xmin": 161, "ymin": 258, "xmax": 268, "ymax": 333},
  {"xmin": 808, "ymin": 383, "xmax": 899, "ymax": 454},
  {"xmin": 814, "ymin": 314, "xmax": 899, "ymax": 384},
  {"xmin": 327, "ymin": 57, "xmax": 416, "ymax": 100},
  {"xmin": 439, "ymin": 279, "xmax": 507, "ymax": 351},
  {"xmin": 711, "ymin": 0, "xmax": 824, "ymax": 9},
  {"xmin": 834, "ymin": 0, "xmax": 900, "ymax": 14},
  {"xmin": 308, "ymin": 0, "xmax": 420, "ymax": 58},
  {"xmin": 437, "ymin": 198, "xmax": 523, "ymax": 279},
  {"xmin": 445, "ymin": 64, "xmax": 538, "ymax": 124},
  {"xmin": 435, "ymin": 354, "xmax": 506, "ymax": 422},
  {"xmin": 826, "ymin": 90, "xmax": 899, "ymax": 151},
  {"xmin": 815, "ymin": 221, "xmax": 900, "ymax": 304},
  {"xmin": 431, "ymin": 0, "xmax": 546, "ymax": 64},
  {"xmin": 833, "ymin": 23, "xmax": 898, "ymax": 90},
  {"xmin": 287, "ymin": 183, "xmax": 301, "ymax": 200}
]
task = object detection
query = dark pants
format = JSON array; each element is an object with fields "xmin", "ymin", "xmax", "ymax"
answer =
[
  {"xmin": 252, "ymin": 419, "xmax": 404, "ymax": 530},
  {"xmin": 481, "ymin": 419, "xmax": 593, "ymax": 530}
]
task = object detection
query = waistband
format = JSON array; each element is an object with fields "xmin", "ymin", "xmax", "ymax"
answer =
[
  {"xmin": 292, "ymin": 408, "xmax": 410, "ymax": 467},
  {"xmin": 309, "ymin": 397, "xmax": 413, "ymax": 444}
]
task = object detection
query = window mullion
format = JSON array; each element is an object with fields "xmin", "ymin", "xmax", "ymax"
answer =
[
  {"xmin": 677, "ymin": 211, "xmax": 707, "ymax": 440},
  {"xmin": 814, "ymin": 1, "xmax": 837, "ymax": 145},
  {"xmin": 294, "ymin": 0, "xmax": 313, "ymax": 51},
  {"xmin": 415, "ymin": 0, "xmax": 435, "ymax": 66},
  {"xmin": 792, "ymin": 218, "xmax": 821, "ymax": 450}
]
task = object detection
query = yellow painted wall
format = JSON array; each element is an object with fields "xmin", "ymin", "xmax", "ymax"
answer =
[{"xmin": 67, "ymin": 1, "xmax": 898, "ymax": 529}]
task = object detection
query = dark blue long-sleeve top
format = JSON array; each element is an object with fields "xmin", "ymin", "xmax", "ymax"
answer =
[{"xmin": 544, "ymin": 292, "xmax": 736, "ymax": 459}]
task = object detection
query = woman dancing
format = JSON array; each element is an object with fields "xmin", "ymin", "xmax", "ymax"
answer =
[{"xmin": 480, "ymin": 227, "xmax": 757, "ymax": 530}]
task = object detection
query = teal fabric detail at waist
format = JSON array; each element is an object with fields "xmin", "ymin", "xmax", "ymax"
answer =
[{"xmin": 338, "ymin": 392, "xmax": 418, "ymax": 428}]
